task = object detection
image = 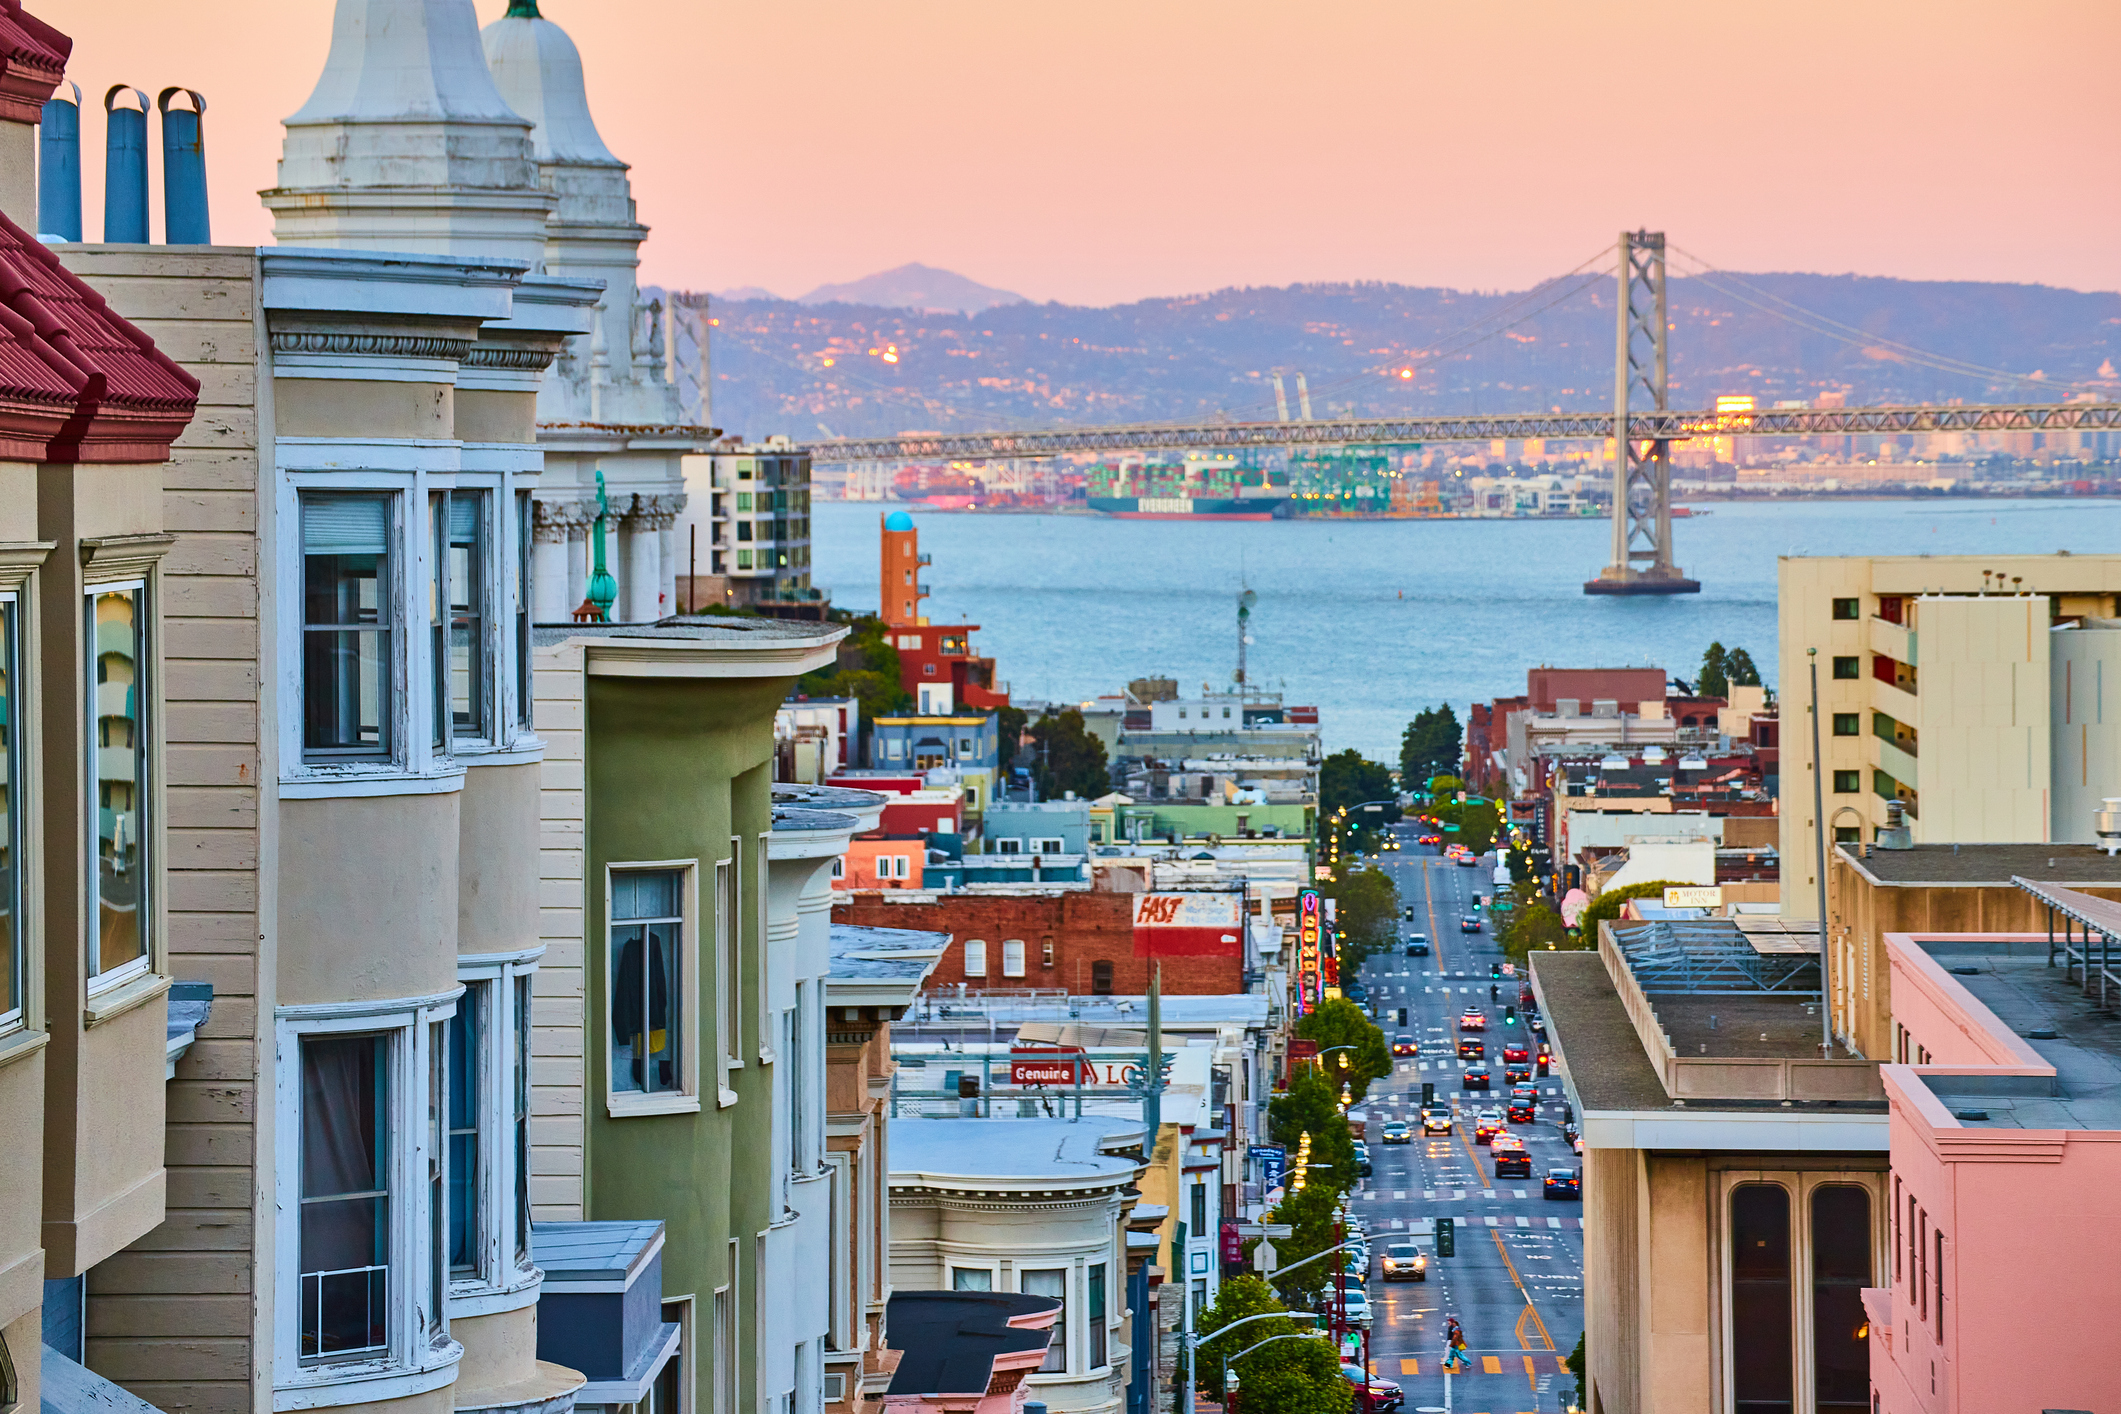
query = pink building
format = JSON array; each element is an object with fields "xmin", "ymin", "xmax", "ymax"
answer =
[{"xmin": 1866, "ymin": 885, "xmax": 2121, "ymax": 1414}]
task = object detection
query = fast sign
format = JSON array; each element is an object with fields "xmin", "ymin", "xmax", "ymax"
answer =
[{"xmin": 1132, "ymin": 892, "xmax": 1245, "ymax": 957}]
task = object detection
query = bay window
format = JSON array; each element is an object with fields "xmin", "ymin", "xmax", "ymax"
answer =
[
  {"xmin": 300, "ymin": 1033, "xmax": 391, "ymax": 1363},
  {"xmin": 515, "ymin": 489, "xmax": 533, "ymax": 733},
  {"xmin": 611, "ymin": 867, "xmax": 692, "ymax": 1108},
  {"xmin": 301, "ymin": 494, "xmax": 393, "ymax": 760},
  {"xmin": 87, "ymin": 585, "xmax": 150, "ymax": 989},
  {"xmin": 432, "ymin": 490, "xmax": 490, "ymax": 747},
  {"xmin": 447, "ymin": 957, "xmax": 542, "ymax": 1312},
  {"xmin": 1021, "ymin": 1269, "xmax": 1067, "ymax": 1373},
  {"xmin": 1087, "ymin": 1263, "xmax": 1107, "ymax": 1369}
]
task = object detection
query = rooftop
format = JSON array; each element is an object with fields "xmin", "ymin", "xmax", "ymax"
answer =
[
  {"xmin": 1912, "ymin": 940, "xmax": 2121, "ymax": 1132},
  {"xmin": 828, "ymin": 923, "xmax": 951, "ymax": 983},
  {"xmin": 533, "ymin": 617, "xmax": 841, "ymax": 647},
  {"xmin": 885, "ymin": 1291, "xmax": 1058, "ymax": 1398},
  {"xmin": 889, "ymin": 1117, "xmax": 1143, "ymax": 1188},
  {"xmin": 1840, "ymin": 842, "xmax": 2121, "ymax": 887}
]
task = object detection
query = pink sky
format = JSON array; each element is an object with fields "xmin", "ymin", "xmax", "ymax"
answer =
[{"xmin": 38, "ymin": 0, "xmax": 2121, "ymax": 305}]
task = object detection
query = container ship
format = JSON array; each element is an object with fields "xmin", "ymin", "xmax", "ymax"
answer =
[{"xmin": 1087, "ymin": 454, "xmax": 1293, "ymax": 520}]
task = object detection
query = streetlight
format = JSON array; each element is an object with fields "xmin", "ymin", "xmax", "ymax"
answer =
[{"xmin": 1221, "ymin": 1329, "xmax": 1330, "ymax": 1414}]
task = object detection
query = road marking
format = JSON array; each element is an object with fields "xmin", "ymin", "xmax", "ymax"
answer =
[
  {"xmin": 1514, "ymin": 1189, "xmax": 1528, "ymax": 1199},
  {"xmin": 1424, "ymin": 1189, "xmax": 1435, "ymax": 1199},
  {"xmin": 1394, "ymin": 1190, "xmax": 1406, "ymax": 1200},
  {"xmin": 1515, "ymin": 1216, "xmax": 1530, "ymax": 1227},
  {"xmin": 1548, "ymin": 1217, "xmax": 1563, "ymax": 1229},
  {"xmin": 1481, "ymin": 1356, "xmax": 1503, "ymax": 1374},
  {"xmin": 1398, "ymin": 1358, "xmax": 1419, "ymax": 1376}
]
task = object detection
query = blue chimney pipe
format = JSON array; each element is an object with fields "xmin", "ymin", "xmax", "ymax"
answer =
[
  {"xmin": 37, "ymin": 82, "xmax": 82, "ymax": 241},
  {"xmin": 157, "ymin": 88, "xmax": 209, "ymax": 244},
  {"xmin": 102, "ymin": 85, "xmax": 150, "ymax": 243}
]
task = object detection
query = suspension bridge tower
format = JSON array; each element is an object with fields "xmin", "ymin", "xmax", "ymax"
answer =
[{"xmin": 1585, "ymin": 230, "xmax": 1700, "ymax": 595}]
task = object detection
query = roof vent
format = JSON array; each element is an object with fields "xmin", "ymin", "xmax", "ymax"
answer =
[
  {"xmin": 1952, "ymin": 1109, "xmax": 1990, "ymax": 1122},
  {"xmin": 2095, "ymin": 797, "xmax": 2121, "ymax": 856},
  {"xmin": 1876, "ymin": 799, "xmax": 1914, "ymax": 850},
  {"xmin": 2026, "ymin": 1027, "xmax": 2059, "ymax": 1040}
]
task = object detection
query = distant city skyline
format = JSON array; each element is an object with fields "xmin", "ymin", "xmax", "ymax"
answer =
[{"xmin": 40, "ymin": 0, "xmax": 2121, "ymax": 305}]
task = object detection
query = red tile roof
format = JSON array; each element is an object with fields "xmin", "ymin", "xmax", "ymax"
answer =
[
  {"xmin": 0, "ymin": 208, "xmax": 199, "ymax": 463},
  {"xmin": 0, "ymin": 0, "xmax": 67, "ymax": 123}
]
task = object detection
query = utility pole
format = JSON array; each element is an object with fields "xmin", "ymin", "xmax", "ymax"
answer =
[
  {"xmin": 1584, "ymin": 230, "xmax": 1698, "ymax": 596},
  {"xmin": 1236, "ymin": 588, "xmax": 1256, "ymax": 696}
]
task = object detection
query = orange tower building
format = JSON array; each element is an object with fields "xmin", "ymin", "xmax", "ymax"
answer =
[{"xmin": 881, "ymin": 509, "xmax": 929, "ymax": 625}]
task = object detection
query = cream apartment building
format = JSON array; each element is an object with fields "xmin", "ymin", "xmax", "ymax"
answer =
[{"xmin": 1778, "ymin": 554, "xmax": 2121, "ymax": 918}]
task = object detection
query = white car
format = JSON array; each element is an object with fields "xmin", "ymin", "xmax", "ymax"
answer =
[{"xmin": 1339, "ymin": 1286, "xmax": 1373, "ymax": 1326}]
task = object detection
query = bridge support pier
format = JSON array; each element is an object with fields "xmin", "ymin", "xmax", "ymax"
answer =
[{"xmin": 1585, "ymin": 229, "xmax": 1700, "ymax": 596}]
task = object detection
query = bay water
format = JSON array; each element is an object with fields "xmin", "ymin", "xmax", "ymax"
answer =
[{"xmin": 812, "ymin": 497, "xmax": 2117, "ymax": 760}]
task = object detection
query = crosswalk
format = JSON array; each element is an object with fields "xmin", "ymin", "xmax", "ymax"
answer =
[
  {"xmin": 1358, "ymin": 1209, "xmax": 1584, "ymax": 1229},
  {"xmin": 1380, "ymin": 1353, "xmax": 1572, "ymax": 1377}
]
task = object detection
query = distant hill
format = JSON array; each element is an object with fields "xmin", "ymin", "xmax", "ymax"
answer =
[
  {"xmin": 684, "ymin": 271, "xmax": 2121, "ymax": 442},
  {"xmin": 797, "ymin": 262, "xmax": 1026, "ymax": 315}
]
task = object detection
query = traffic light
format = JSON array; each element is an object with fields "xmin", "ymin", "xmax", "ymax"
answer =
[
  {"xmin": 1436, "ymin": 1217, "xmax": 1455, "ymax": 1257},
  {"xmin": 1504, "ymin": 1005, "xmax": 1517, "ymax": 1026},
  {"xmin": 1397, "ymin": 1008, "xmax": 1408, "ymax": 1025},
  {"xmin": 1490, "ymin": 962, "xmax": 1502, "ymax": 979},
  {"xmin": 1422, "ymin": 1082, "xmax": 1435, "ymax": 1108}
]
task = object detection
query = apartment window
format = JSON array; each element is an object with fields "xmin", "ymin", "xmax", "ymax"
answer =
[
  {"xmin": 1041, "ymin": 940, "xmax": 1055, "ymax": 969},
  {"xmin": 1730, "ymin": 1183, "xmax": 1792, "ymax": 1413},
  {"xmin": 87, "ymin": 586, "xmax": 150, "ymax": 989},
  {"xmin": 1001, "ymin": 939, "xmax": 1025, "ymax": 977},
  {"xmin": 951, "ymin": 1268, "xmax": 992, "ymax": 1292},
  {"xmin": 611, "ymin": 870, "xmax": 683, "ymax": 1096},
  {"xmin": 736, "ymin": 522, "xmax": 753, "ymax": 542},
  {"xmin": 830, "ymin": 857, "xmax": 845, "ymax": 881},
  {"xmin": 996, "ymin": 838, "xmax": 1025, "ymax": 854},
  {"xmin": 303, "ymin": 494, "xmax": 393, "ymax": 758},
  {"xmin": 426, "ymin": 1021, "xmax": 447, "ymax": 1337},
  {"xmin": 737, "ymin": 550, "xmax": 753, "ymax": 570},
  {"xmin": 1932, "ymin": 1229, "xmax": 1944, "ymax": 1342},
  {"xmin": 516, "ymin": 490, "xmax": 533, "ymax": 732},
  {"xmin": 963, "ymin": 939, "xmax": 987, "ymax": 978},
  {"xmin": 445, "ymin": 986, "xmax": 482, "ymax": 1275},
  {"xmin": 1833, "ymin": 827, "xmax": 1862, "ymax": 844},
  {"xmin": 433, "ymin": 491, "xmax": 490, "ymax": 745},
  {"xmin": 717, "ymin": 856, "xmax": 740, "ymax": 1083},
  {"xmin": 736, "ymin": 493, "xmax": 752, "ymax": 512},
  {"xmin": 1021, "ymin": 1269, "xmax": 1067, "ymax": 1373},
  {"xmin": 712, "ymin": 1286, "xmax": 734, "ymax": 1414},
  {"xmin": 1832, "ymin": 656, "xmax": 1859, "ymax": 680},
  {"xmin": 1033, "ymin": 838, "xmax": 1065, "ymax": 855},
  {"xmin": 1812, "ymin": 1186, "xmax": 1872, "ymax": 1413},
  {"xmin": 1091, "ymin": 960, "xmax": 1113, "ymax": 995},
  {"xmin": 1831, "ymin": 713, "xmax": 1860, "ymax": 736},
  {"xmin": 512, "ymin": 974, "xmax": 532, "ymax": 1260},
  {"xmin": 300, "ymin": 1033, "xmax": 390, "ymax": 1363},
  {"xmin": 1831, "ymin": 597, "xmax": 1861, "ymax": 620},
  {"xmin": 1832, "ymin": 770, "xmax": 1861, "ymax": 794},
  {"xmin": 1087, "ymin": 1263, "xmax": 1108, "ymax": 1368},
  {"xmin": 1191, "ymin": 1181, "xmax": 1208, "ymax": 1235},
  {"xmin": 0, "ymin": 595, "xmax": 19, "ymax": 1033}
]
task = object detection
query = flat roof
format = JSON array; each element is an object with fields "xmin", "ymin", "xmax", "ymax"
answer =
[
  {"xmin": 533, "ymin": 618, "xmax": 838, "ymax": 646},
  {"xmin": 1841, "ymin": 842, "xmax": 2121, "ymax": 887},
  {"xmin": 1914, "ymin": 942, "xmax": 2121, "ymax": 1132},
  {"xmin": 889, "ymin": 1117, "xmax": 1142, "ymax": 1186},
  {"xmin": 829, "ymin": 923, "xmax": 950, "ymax": 982}
]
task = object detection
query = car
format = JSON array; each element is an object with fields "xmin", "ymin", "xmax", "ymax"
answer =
[
  {"xmin": 1381, "ymin": 1241, "xmax": 1428, "ymax": 1282},
  {"xmin": 1529, "ymin": 1013, "xmax": 1548, "ymax": 1035},
  {"xmin": 1458, "ymin": 1009, "xmax": 1486, "ymax": 1031},
  {"xmin": 1573, "ymin": 1134, "xmax": 1585, "ymax": 1155},
  {"xmin": 1473, "ymin": 1110, "xmax": 1506, "ymax": 1144},
  {"xmin": 1460, "ymin": 915, "xmax": 1483, "ymax": 933},
  {"xmin": 1403, "ymin": 936, "xmax": 1430, "ymax": 957},
  {"xmin": 1352, "ymin": 1142, "xmax": 1373, "ymax": 1177},
  {"xmin": 1457, "ymin": 852, "xmax": 1480, "ymax": 867},
  {"xmin": 1341, "ymin": 1365, "xmax": 1403, "ymax": 1411},
  {"xmin": 1492, "ymin": 1135, "xmax": 1532, "ymax": 1177},
  {"xmin": 1392, "ymin": 1034, "xmax": 1418, "ymax": 1056},
  {"xmin": 1339, "ymin": 1286, "xmax": 1373, "ymax": 1327},
  {"xmin": 1381, "ymin": 1120, "xmax": 1411, "ymax": 1144},
  {"xmin": 1345, "ymin": 982, "xmax": 1369, "ymax": 1003},
  {"xmin": 1457, "ymin": 1037, "xmax": 1486, "ymax": 1060},
  {"xmin": 1504, "ymin": 1063, "xmax": 1532, "ymax": 1084},
  {"xmin": 1544, "ymin": 1167, "xmax": 1582, "ymax": 1200},
  {"xmin": 1503, "ymin": 1044, "xmax": 1530, "ymax": 1064},
  {"xmin": 1421, "ymin": 1107, "xmax": 1453, "ymax": 1134},
  {"xmin": 1506, "ymin": 1097, "xmax": 1535, "ymax": 1124},
  {"xmin": 1463, "ymin": 1069, "xmax": 1491, "ymax": 1090},
  {"xmin": 1402, "ymin": 905, "xmax": 1417, "ymax": 920}
]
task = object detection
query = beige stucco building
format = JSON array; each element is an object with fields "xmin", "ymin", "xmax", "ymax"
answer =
[{"xmin": 1777, "ymin": 554, "xmax": 2121, "ymax": 918}]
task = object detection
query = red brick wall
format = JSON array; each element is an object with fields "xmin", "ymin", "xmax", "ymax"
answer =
[
  {"xmin": 1526, "ymin": 666, "xmax": 1666, "ymax": 712},
  {"xmin": 830, "ymin": 891, "xmax": 1243, "ymax": 995}
]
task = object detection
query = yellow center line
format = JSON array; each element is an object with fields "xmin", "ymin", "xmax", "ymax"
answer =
[
  {"xmin": 1453, "ymin": 1112, "xmax": 1493, "ymax": 1187},
  {"xmin": 1492, "ymin": 1228, "xmax": 1557, "ymax": 1354}
]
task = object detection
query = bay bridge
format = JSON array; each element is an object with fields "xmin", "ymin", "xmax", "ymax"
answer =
[{"xmin": 796, "ymin": 233, "xmax": 2121, "ymax": 595}]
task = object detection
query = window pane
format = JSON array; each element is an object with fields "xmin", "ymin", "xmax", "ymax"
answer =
[
  {"xmin": 303, "ymin": 495, "xmax": 391, "ymax": 756},
  {"xmin": 444, "ymin": 492, "xmax": 487, "ymax": 740},
  {"xmin": 1730, "ymin": 1183, "xmax": 1792, "ymax": 1414},
  {"xmin": 428, "ymin": 1020, "xmax": 447, "ymax": 1332},
  {"xmin": 516, "ymin": 491, "xmax": 532, "ymax": 731},
  {"xmin": 515, "ymin": 974, "xmax": 532, "ymax": 1261},
  {"xmin": 1087, "ymin": 1264, "xmax": 1107, "ymax": 1367},
  {"xmin": 0, "ymin": 599, "xmax": 19, "ymax": 1026},
  {"xmin": 447, "ymin": 987, "xmax": 482, "ymax": 1276},
  {"xmin": 301, "ymin": 1034, "xmax": 389, "ymax": 1361},
  {"xmin": 612, "ymin": 870, "xmax": 682, "ymax": 1096},
  {"xmin": 1812, "ymin": 1186, "xmax": 1872, "ymax": 1412},
  {"xmin": 951, "ymin": 1268, "xmax": 991, "ymax": 1291},
  {"xmin": 1022, "ymin": 1268, "xmax": 1066, "ymax": 1372},
  {"xmin": 89, "ymin": 588, "xmax": 148, "ymax": 978}
]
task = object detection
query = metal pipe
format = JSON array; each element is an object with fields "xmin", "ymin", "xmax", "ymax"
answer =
[
  {"xmin": 38, "ymin": 83, "xmax": 81, "ymax": 240},
  {"xmin": 1808, "ymin": 649, "xmax": 1834, "ymax": 1058}
]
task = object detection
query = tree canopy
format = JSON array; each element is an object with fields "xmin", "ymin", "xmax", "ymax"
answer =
[
  {"xmin": 1266, "ymin": 1065, "xmax": 1358, "ymax": 1194},
  {"xmin": 995, "ymin": 704, "xmax": 1028, "ymax": 774},
  {"xmin": 1579, "ymin": 879, "xmax": 1695, "ymax": 932},
  {"xmin": 1292, "ymin": 998, "xmax": 1392, "ymax": 1104},
  {"xmin": 1399, "ymin": 705, "xmax": 1463, "ymax": 784},
  {"xmin": 1262, "ymin": 1176, "xmax": 1350, "ymax": 1309},
  {"xmin": 796, "ymin": 617, "xmax": 911, "ymax": 742},
  {"xmin": 1027, "ymin": 707, "xmax": 1111, "ymax": 799},
  {"xmin": 1319, "ymin": 749, "xmax": 1396, "ymax": 821},
  {"xmin": 1194, "ymin": 1276, "xmax": 1350, "ymax": 1414},
  {"xmin": 1322, "ymin": 866, "xmax": 1398, "ymax": 970},
  {"xmin": 1698, "ymin": 641, "xmax": 1763, "ymax": 699}
]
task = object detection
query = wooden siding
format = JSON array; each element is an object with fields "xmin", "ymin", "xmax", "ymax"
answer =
[
  {"xmin": 533, "ymin": 640, "xmax": 588, "ymax": 1220},
  {"xmin": 63, "ymin": 247, "xmax": 264, "ymax": 1414}
]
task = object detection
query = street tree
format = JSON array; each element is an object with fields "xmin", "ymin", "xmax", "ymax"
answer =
[
  {"xmin": 1322, "ymin": 867, "xmax": 1397, "ymax": 970},
  {"xmin": 1264, "ymin": 1179, "xmax": 1350, "ymax": 1310},
  {"xmin": 1319, "ymin": 749, "xmax": 1396, "ymax": 821},
  {"xmin": 1578, "ymin": 879, "xmax": 1694, "ymax": 933},
  {"xmin": 1399, "ymin": 705, "xmax": 1463, "ymax": 783},
  {"xmin": 1194, "ymin": 1276, "xmax": 1350, "ymax": 1414},
  {"xmin": 1292, "ymin": 998, "xmax": 1391, "ymax": 1104},
  {"xmin": 1028, "ymin": 707, "xmax": 1111, "ymax": 799},
  {"xmin": 995, "ymin": 703, "xmax": 1028, "ymax": 774},
  {"xmin": 1266, "ymin": 1067, "xmax": 1358, "ymax": 1193}
]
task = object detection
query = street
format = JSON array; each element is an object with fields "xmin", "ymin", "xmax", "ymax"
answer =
[{"xmin": 1342, "ymin": 838, "xmax": 1583, "ymax": 1414}]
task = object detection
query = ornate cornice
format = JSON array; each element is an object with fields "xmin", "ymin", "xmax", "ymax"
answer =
[
  {"xmin": 464, "ymin": 345, "xmax": 560, "ymax": 372},
  {"xmin": 270, "ymin": 331, "xmax": 474, "ymax": 362}
]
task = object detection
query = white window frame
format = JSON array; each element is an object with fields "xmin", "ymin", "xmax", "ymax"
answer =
[
  {"xmin": 1019, "ymin": 1266, "xmax": 1069, "ymax": 1374},
  {"xmin": 1000, "ymin": 939, "xmax": 1026, "ymax": 978},
  {"xmin": 1032, "ymin": 838, "xmax": 1065, "ymax": 855},
  {"xmin": 0, "ymin": 583, "xmax": 26, "ymax": 1037},
  {"xmin": 962, "ymin": 939, "xmax": 987, "ymax": 978},
  {"xmin": 994, "ymin": 838, "xmax": 1023, "ymax": 855},
  {"xmin": 83, "ymin": 577, "xmax": 154, "ymax": 997},
  {"xmin": 272, "ymin": 990, "xmax": 464, "ymax": 1409},
  {"xmin": 757, "ymin": 833, "xmax": 774, "ymax": 1067},
  {"xmin": 448, "ymin": 948, "xmax": 544, "ymax": 1316},
  {"xmin": 605, "ymin": 861, "xmax": 703, "ymax": 1119},
  {"xmin": 716, "ymin": 850, "xmax": 740, "ymax": 1106},
  {"xmin": 429, "ymin": 484, "xmax": 501, "ymax": 754}
]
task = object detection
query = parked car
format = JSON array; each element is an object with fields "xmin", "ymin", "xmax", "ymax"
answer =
[
  {"xmin": 1345, "ymin": 981, "xmax": 1369, "ymax": 1003},
  {"xmin": 1457, "ymin": 1037, "xmax": 1486, "ymax": 1061},
  {"xmin": 1381, "ymin": 1120, "xmax": 1412, "ymax": 1144},
  {"xmin": 1392, "ymin": 1034, "xmax": 1418, "ymax": 1056},
  {"xmin": 1544, "ymin": 1167, "xmax": 1582, "ymax": 1200},
  {"xmin": 1352, "ymin": 1141, "xmax": 1372, "ymax": 1177},
  {"xmin": 1502, "ymin": 1043, "xmax": 1530, "ymax": 1064},
  {"xmin": 1458, "ymin": 1008, "xmax": 1486, "ymax": 1031},
  {"xmin": 1342, "ymin": 1365, "xmax": 1403, "ymax": 1410},
  {"xmin": 1506, "ymin": 1096, "xmax": 1535, "ymax": 1124},
  {"xmin": 1492, "ymin": 1134, "xmax": 1532, "ymax": 1177},
  {"xmin": 1381, "ymin": 1241, "xmax": 1428, "ymax": 1282},
  {"xmin": 1462, "ymin": 1069, "xmax": 1491, "ymax": 1091},
  {"xmin": 1460, "ymin": 915, "xmax": 1482, "ymax": 933},
  {"xmin": 1421, "ymin": 1107, "xmax": 1453, "ymax": 1134},
  {"xmin": 1404, "ymin": 936, "xmax": 1430, "ymax": 957},
  {"xmin": 1473, "ymin": 1110, "xmax": 1507, "ymax": 1144},
  {"xmin": 1340, "ymin": 1286, "xmax": 1373, "ymax": 1327}
]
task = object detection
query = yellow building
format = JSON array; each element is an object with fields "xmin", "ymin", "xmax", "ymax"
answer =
[{"xmin": 1777, "ymin": 555, "xmax": 2121, "ymax": 917}]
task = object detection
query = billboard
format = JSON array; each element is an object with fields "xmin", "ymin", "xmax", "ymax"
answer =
[
  {"xmin": 1131, "ymin": 891, "xmax": 1245, "ymax": 957},
  {"xmin": 1297, "ymin": 888, "xmax": 1322, "ymax": 1012},
  {"xmin": 1009, "ymin": 1049, "xmax": 1084, "ymax": 1086}
]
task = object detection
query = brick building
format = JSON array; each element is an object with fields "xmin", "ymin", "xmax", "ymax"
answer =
[{"xmin": 831, "ymin": 891, "xmax": 1247, "ymax": 996}]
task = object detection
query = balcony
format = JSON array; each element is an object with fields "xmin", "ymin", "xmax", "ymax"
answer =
[
  {"xmin": 1869, "ymin": 614, "xmax": 1916, "ymax": 667},
  {"xmin": 1874, "ymin": 736, "xmax": 1918, "ymax": 791}
]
